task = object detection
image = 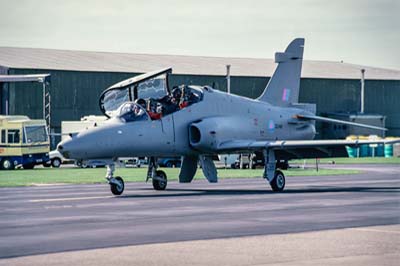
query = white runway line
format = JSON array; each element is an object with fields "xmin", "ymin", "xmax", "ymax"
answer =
[
  {"xmin": 26, "ymin": 189, "xmax": 175, "ymax": 203},
  {"xmin": 351, "ymin": 227, "xmax": 400, "ymax": 234},
  {"xmin": 29, "ymin": 195, "xmax": 115, "ymax": 202}
]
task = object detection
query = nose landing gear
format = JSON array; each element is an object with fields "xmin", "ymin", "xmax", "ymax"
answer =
[
  {"xmin": 106, "ymin": 164, "xmax": 125, "ymax": 195},
  {"xmin": 105, "ymin": 157, "xmax": 169, "ymax": 195},
  {"xmin": 110, "ymin": 176, "xmax": 125, "ymax": 195}
]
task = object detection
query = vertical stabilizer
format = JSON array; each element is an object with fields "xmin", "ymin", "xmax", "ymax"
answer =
[{"xmin": 257, "ymin": 38, "xmax": 304, "ymax": 106}]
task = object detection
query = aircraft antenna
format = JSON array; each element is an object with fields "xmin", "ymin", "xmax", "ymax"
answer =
[
  {"xmin": 360, "ymin": 69, "xmax": 365, "ymax": 114},
  {"xmin": 226, "ymin": 65, "xmax": 231, "ymax": 94}
]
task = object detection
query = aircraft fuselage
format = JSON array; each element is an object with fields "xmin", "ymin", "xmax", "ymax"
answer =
[{"xmin": 58, "ymin": 87, "xmax": 316, "ymax": 160}]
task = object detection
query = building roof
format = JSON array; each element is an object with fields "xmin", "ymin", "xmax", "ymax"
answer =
[{"xmin": 0, "ymin": 47, "xmax": 399, "ymax": 80}]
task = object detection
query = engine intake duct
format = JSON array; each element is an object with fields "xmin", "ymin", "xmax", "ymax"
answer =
[
  {"xmin": 189, "ymin": 125, "xmax": 201, "ymax": 144},
  {"xmin": 189, "ymin": 117, "xmax": 246, "ymax": 152},
  {"xmin": 189, "ymin": 120, "xmax": 218, "ymax": 152}
]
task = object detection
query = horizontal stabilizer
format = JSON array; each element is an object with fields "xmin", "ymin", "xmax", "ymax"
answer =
[{"xmin": 296, "ymin": 114, "xmax": 387, "ymax": 131}]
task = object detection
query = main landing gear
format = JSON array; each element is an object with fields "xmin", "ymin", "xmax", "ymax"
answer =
[
  {"xmin": 147, "ymin": 157, "xmax": 168, "ymax": 191},
  {"xmin": 270, "ymin": 170, "xmax": 285, "ymax": 192},
  {"xmin": 105, "ymin": 157, "xmax": 168, "ymax": 196},
  {"xmin": 263, "ymin": 150, "xmax": 286, "ymax": 192}
]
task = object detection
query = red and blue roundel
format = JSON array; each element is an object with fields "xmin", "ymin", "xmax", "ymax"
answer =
[
  {"xmin": 282, "ymin": 88, "xmax": 291, "ymax": 102},
  {"xmin": 268, "ymin": 120, "xmax": 275, "ymax": 131}
]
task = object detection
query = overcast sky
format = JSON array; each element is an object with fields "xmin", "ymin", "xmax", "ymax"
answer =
[{"xmin": 0, "ymin": 0, "xmax": 399, "ymax": 70}]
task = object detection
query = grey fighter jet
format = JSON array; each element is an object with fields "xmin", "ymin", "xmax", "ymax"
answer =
[{"xmin": 58, "ymin": 38, "xmax": 397, "ymax": 195}]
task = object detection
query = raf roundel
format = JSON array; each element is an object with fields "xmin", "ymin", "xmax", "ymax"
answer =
[
  {"xmin": 268, "ymin": 120, "xmax": 275, "ymax": 131},
  {"xmin": 282, "ymin": 88, "xmax": 291, "ymax": 102}
]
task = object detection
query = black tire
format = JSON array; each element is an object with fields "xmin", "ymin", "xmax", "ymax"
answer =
[
  {"xmin": 43, "ymin": 162, "xmax": 51, "ymax": 168},
  {"xmin": 270, "ymin": 170, "xmax": 285, "ymax": 192},
  {"xmin": 51, "ymin": 158, "xmax": 62, "ymax": 168},
  {"xmin": 1, "ymin": 158, "xmax": 14, "ymax": 170},
  {"xmin": 23, "ymin": 163, "xmax": 35, "ymax": 170},
  {"xmin": 110, "ymin": 176, "xmax": 124, "ymax": 195},
  {"xmin": 152, "ymin": 170, "xmax": 167, "ymax": 190}
]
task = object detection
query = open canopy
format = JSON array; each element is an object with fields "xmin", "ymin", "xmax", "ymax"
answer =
[{"xmin": 99, "ymin": 67, "xmax": 172, "ymax": 117}]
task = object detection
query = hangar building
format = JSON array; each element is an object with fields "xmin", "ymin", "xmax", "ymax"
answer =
[{"xmin": 1, "ymin": 47, "xmax": 399, "ymax": 144}]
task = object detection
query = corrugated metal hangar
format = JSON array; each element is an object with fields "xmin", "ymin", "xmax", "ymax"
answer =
[{"xmin": 1, "ymin": 47, "xmax": 400, "ymax": 143}]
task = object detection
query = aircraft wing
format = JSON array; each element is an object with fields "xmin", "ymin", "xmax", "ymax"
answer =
[{"xmin": 217, "ymin": 138, "xmax": 400, "ymax": 160}]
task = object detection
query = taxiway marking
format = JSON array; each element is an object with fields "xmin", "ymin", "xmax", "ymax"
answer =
[
  {"xmin": 352, "ymin": 227, "xmax": 400, "ymax": 234},
  {"xmin": 29, "ymin": 195, "xmax": 115, "ymax": 202}
]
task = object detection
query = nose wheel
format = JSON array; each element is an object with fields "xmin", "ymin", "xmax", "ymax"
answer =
[
  {"xmin": 110, "ymin": 176, "xmax": 125, "ymax": 195},
  {"xmin": 105, "ymin": 164, "xmax": 125, "ymax": 195}
]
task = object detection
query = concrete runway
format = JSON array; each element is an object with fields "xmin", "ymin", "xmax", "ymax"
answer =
[{"xmin": 0, "ymin": 164, "xmax": 399, "ymax": 264}]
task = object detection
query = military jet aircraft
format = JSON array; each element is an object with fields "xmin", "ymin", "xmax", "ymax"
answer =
[{"xmin": 58, "ymin": 38, "xmax": 397, "ymax": 195}]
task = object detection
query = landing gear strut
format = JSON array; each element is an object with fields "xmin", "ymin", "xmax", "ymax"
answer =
[
  {"xmin": 147, "ymin": 157, "xmax": 167, "ymax": 190},
  {"xmin": 106, "ymin": 164, "xmax": 125, "ymax": 195},
  {"xmin": 105, "ymin": 157, "xmax": 168, "ymax": 195},
  {"xmin": 263, "ymin": 149, "xmax": 286, "ymax": 192}
]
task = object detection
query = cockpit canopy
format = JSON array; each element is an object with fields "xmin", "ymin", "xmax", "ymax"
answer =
[
  {"xmin": 99, "ymin": 68, "xmax": 172, "ymax": 117},
  {"xmin": 100, "ymin": 68, "xmax": 206, "ymax": 122}
]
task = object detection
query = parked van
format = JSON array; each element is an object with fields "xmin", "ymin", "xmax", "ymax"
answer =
[{"xmin": 0, "ymin": 116, "xmax": 50, "ymax": 170}]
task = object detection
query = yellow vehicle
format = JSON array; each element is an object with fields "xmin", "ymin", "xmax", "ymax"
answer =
[{"xmin": 0, "ymin": 115, "xmax": 50, "ymax": 170}]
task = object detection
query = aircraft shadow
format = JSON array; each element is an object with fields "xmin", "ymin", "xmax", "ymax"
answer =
[{"xmin": 120, "ymin": 186, "xmax": 400, "ymax": 198}]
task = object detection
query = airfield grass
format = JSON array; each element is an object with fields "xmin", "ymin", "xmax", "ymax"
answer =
[
  {"xmin": 290, "ymin": 156, "xmax": 400, "ymax": 164},
  {"xmin": 0, "ymin": 167, "xmax": 360, "ymax": 187}
]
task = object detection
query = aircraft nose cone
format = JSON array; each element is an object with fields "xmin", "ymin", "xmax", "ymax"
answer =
[
  {"xmin": 57, "ymin": 141, "xmax": 70, "ymax": 159},
  {"xmin": 57, "ymin": 139, "xmax": 72, "ymax": 159}
]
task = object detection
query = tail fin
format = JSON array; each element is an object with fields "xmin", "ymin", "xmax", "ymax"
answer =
[{"xmin": 257, "ymin": 38, "xmax": 304, "ymax": 106}]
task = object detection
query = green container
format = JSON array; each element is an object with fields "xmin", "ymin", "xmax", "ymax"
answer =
[
  {"xmin": 346, "ymin": 146, "xmax": 356, "ymax": 158},
  {"xmin": 384, "ymin": 144, "xmax": 393, "ymax": 157},
  {"xmin": 360, "ymin": 145, "xmax": 369, "ymax": 157},
  {"xmin": 376, "ymin": 144, "xmax": 385, "ymax": 157}
]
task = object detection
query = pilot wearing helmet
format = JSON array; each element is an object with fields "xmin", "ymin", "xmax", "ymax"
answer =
[
  {"xmin": 171, "ymin": 87, "xmax": 182, "ymax": 104},
  {"xmin": 180, "ymin": 85, "xmax": 200, "ymax": 109},
  {"xmin": 133, "ymin": 104, "xmax": 143, "ymax": 116},
  {"xmin": 147, "ymin": 98, "xmax": 162, "ymax": 120},
  {"xmin": 161, "ymin": 86, "xmax": 182, "ymax": 115},
  {"xmin": 135, "ymin": 98, "xmax": 147, "ymax": 110},
  {"xmin": 120, "ymin": 102, "xmax": 147, "ymax": 122}
]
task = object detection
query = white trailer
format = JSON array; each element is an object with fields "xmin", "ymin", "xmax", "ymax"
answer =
[{"xmin": 61, "ymin": 115, "xmax": 108, "ymax": 141}]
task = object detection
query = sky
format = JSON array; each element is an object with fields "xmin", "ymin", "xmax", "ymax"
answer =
[{"xmin": 0, "ymin": 0, "xmax": 399, "ymax": 70}]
